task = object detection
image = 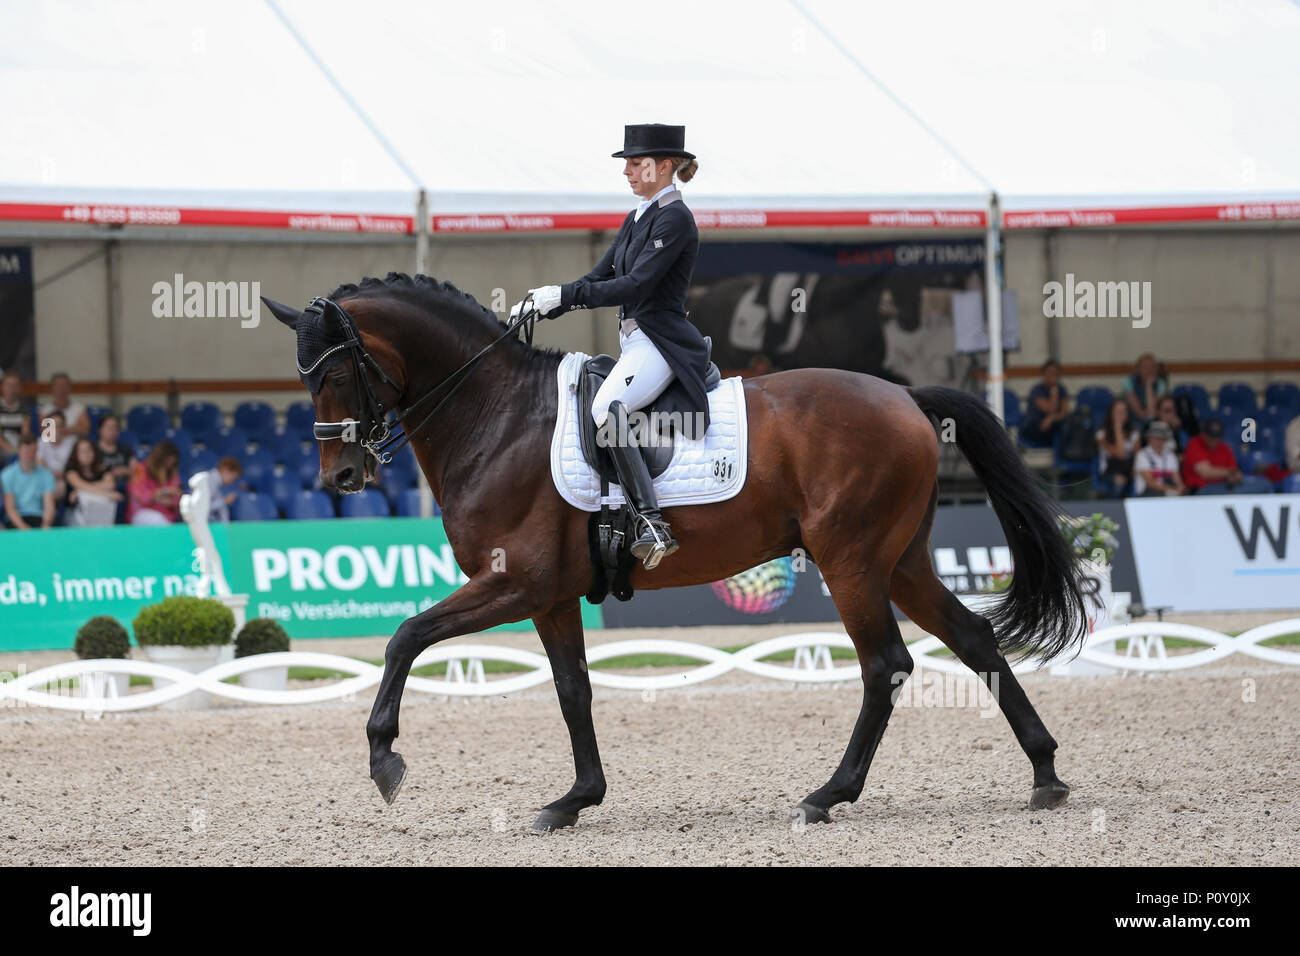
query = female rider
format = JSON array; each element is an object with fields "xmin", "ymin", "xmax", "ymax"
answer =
[{"xmin": 512, "ymin": 124, "xmax": 710, "ymax": 570}]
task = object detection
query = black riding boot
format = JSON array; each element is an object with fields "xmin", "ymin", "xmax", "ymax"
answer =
[{"xmin": 605, "ymin": 401, "xmax": 678, "ymax": 570}]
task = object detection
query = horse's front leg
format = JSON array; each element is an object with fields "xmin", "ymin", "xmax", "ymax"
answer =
[
  {"xmin": 532, "ymin": 600, "xmax": 605, "ymax": 831},
  {"xmin": 366, "ymin": 574, "xmax": 537, "ymax": 804}
]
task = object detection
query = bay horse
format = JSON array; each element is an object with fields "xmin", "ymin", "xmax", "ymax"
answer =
[{"xmin": 265, "ymin": 273, "xmax": 1087, "ymax": 830}]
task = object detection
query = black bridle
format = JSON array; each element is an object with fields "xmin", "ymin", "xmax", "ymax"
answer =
[{"xmin": 300, "ymin": 293, "xmax": 539, "ymax": 465}]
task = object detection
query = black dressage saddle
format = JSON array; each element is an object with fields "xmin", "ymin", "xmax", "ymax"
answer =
[{"xmin": 577, "ymin": 336, "xmax": 721, "ymax": 483}]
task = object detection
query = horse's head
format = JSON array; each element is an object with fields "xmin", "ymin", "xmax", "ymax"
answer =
[{"xmin": 264, "ymin": 295, "xmax": 405, "ymax": 494}]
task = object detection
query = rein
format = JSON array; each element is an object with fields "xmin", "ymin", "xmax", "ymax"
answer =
[{"xmin": 304, "ymin": 293, "xmax": 539, "ymax": 464}]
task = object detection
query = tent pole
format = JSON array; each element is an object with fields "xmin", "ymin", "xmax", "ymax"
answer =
[
  {"xmin": 105, "ymin": 239, "xmax": 122, "ymax": 415},
  {"xmin": 985, "ymin": 191, "xmax": 1004, "ymax": 423},
  {"xmin": 414, "ymin": 189, "xmax": 429, "ymax": 275},
  {"xmin": 414, "ymin": 188, "xmax": 436, "ymax": 520}
]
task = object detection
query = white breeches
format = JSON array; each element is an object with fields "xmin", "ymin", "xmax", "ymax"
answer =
[{"xmin": 591, "ymin": 327, "xmax": 676, "ymax": 427}]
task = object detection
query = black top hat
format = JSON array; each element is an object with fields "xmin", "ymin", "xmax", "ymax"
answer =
[{"xmin": 612, "ymin": 123, "xmax": 695, "ymax": 160}]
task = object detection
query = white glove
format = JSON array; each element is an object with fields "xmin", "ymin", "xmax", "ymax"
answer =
[
  {"xmin": 510, "ymin": 285, "xmax": 563, "ymax": 321},
  {"xmin": 529, "ymin": 285, "xmax": 563, "ymax": 319}
]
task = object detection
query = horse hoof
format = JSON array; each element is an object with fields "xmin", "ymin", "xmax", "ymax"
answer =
[
  {"xmin": 531, "ymin": 809, "xmax": 579, "ymax": 832},
  {"xmin": 372, "ymin": 752, "xmax": 408, "ymax": 805},
  {"xmin": 1029, "ymin": 781, "xmax": 1070, "ymax": 810},
  {"xmin": 791, "ymin": 802, "xmax": 832, "ymax": 826}
]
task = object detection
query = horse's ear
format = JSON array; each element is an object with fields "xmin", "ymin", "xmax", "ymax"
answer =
[
  {"xmin": 319, "ymin": 301, "xmax": 345, "ymax": 339},
  {"xmin": 262, "ymin": 297, "xmax": 302, "ymax": 330}
]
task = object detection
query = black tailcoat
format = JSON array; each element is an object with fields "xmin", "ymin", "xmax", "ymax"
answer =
[{"xmin": 559, "ymin": 189, "xmax": 709, "ymax": 430}]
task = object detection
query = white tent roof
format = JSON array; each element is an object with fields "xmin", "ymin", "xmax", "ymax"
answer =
[{"xmin": 3, "ymin": 0, "xmax": 1300, "ymax": 233}]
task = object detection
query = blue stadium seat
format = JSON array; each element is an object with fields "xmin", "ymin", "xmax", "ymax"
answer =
[
  {"xmin": 396, "ymin": 487, "xmax": 441, "ymax": 517},
  {"xmin": 1172, "ymin": 384, "xmax": 1212, "ymax": 420},
  {"xmin": 182, "ymin": 448, "xmax": 218, "ymax": 482},
  {"xmin": 263, "ymin": 428, "xmax": 307, "ymax": 466},
  {"xmin": 1214, "ymin": 406, "xmax": 1250, "ymax": 436},
  {"xmin": 1074, "ymin": 386, "xmax": 1114, "ymax": 430},
  {"xmin": 1264, "ymin": 382, "xmax": 1300, "ymax": 410},
  {"xmin": 180, "ymin": 401, "xmax": 223, "ymax": 435},
  {"xmin": 265, "ymin": 472, "xmax": 301, "ymax": 514},
  {"xmin": 396, "ymin": 487, "xmax": 422, "ymax": 517},
  {"xmin": 237, "ymin": 448, "xmax": 277, "ymax": 491},
  {"xmin": 1217, "ymin": 382, "xmax": 1258, "ymax": 412},
  {"xmin": 286, "ymin": 489, "xmax": 336, "ymax": 520},
  {"xmin": 1001, "ymin": 390, "xmax": 1022, "ymax": 430},
  {"xmin": 85, "ymin": 404, "xmax": 112, "ymax": 438},
  {"xmin": 209, "ymin": 426, "xmax": 249, "ymax": 458},
  {"xmin": 1255, "ymin": 424, "xmax": 1284, "ymax": 457},
  {"xmin": 1284, "ymin": 473, "xmax": 1300, "ymax": 495},
  {"xmin": 340, "ymin": 489, "xmax": 392, "ymax": 519},
  {"xmin": 234, "ymin": 401, "xmax": 277, "ymax": 443},
  {"xmin": 379, "ymin": 447, "xmax": 419, "ymax": 490},
  {"xmin": 285, "ymin": 402, "xmax": 317, "ymax": 441},
  {"xmin": 117, "ymin": 428, "xmax": 141, "ymax": 455},
  {"xmin": 126, "ymin": 404, "xmax": 170, "ymax": 444},
  {"xmin": 1260, "ymin": 405, "xmax": 1292, "ymax": 430},
  {"xmin": 161, "ymin": 427, "xmax": 194, "ymax": 459},
  {"xmin": 1237, "ymin": 447, "xmax": 1280, "ymax": 476},
  {"xmin": 285, "ymin": 445, "xmax": 320, "ymax": 488},
  {"xmin": 232, "ymin": 491, "xmax": 279, "ymax": 522}
]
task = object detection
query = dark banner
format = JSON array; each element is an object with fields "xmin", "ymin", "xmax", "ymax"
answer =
[
  {"xmin": 687, "ymin": 239, "xmax": 985, "ymax": 385},
  {"xmin": 602, "ymin": 501, "xmax": 1140, "ymax": 628},
  {"xmin": 0, "ymin": 247, "xmax": 35, "ymax": 379}
]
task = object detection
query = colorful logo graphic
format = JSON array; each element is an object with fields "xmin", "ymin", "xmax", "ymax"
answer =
[{"xmin": 710, "ymin": 557, "xmax": 797, "ymax": 615}]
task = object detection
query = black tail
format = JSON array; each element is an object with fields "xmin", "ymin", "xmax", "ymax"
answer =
[{"xmin": 908, "ymin": 386, "xmax": 1088, "ymax": 662}]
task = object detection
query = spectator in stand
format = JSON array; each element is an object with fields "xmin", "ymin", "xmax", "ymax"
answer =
[
  {"xmin": 64, "ymin": 437, "xmax": 122, "ymax": 526},
  {"xmin": 95, "ymin": 413, "xmax": 135, "ymax": 488},
  {"xmin": 206, "ymin": 457, "xmax": 245, "ymax": 523},
  {"xmin": 1123, "ymin": 352, "xmax": 1167, "ymax": 426},
  {"xmin": 127, "ymin": 440, "xmax": 182, "ymax": 525},
  {"xmin": 1, "ymin": 435, "xmax": 55, "ymax": 529},
  {"xmin": 0, "ymin": 370, "xmax": 32, "ymax": 463},
  {"xmin": 1288, "ymin": 414, "xmax": 1300, "ymax": 474},
  {"xmin": 1097, "ymin": 399, "xmax": 1139, "ymax": 498},
  {"xmin": 1019, "ymin": 359, "xmax": 1072, "ymax": 445},
  {"xmin": 35, "ymin": 409, "xmax": 77, "ymax": 499},
  {"xmin": 1133, "ymin": 421, "xmax": 1184, "ymax": 496},
  {"xmin": 1154, "ymin": 395, "xmax": 1186, "ymax": 453},
  {"xmin": 39, "ymin": 372, "xmax": 91, "ymax": 437},
  {"xmin": 1182, "ymin": 417, "xmax": 1271, "ymax": 494}
]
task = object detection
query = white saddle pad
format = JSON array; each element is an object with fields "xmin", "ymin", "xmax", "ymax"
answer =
[{"xmin": 550, "ymin": 351, "xmax": 749, "ymax": 512}]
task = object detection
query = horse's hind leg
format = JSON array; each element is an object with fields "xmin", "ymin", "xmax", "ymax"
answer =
[
  {"xmin": 889, "ymin": 492, "xmax": 1070, "ymax": 809},
  {"xmin": 531, "ymin": 600, "xmax": 606, "ymax": 831},
  {"xmin": 794, "ymin": 570, "xmax": 913, "ymax": 824}
]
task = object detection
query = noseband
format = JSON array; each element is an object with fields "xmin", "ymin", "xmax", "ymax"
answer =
[{"xmin": 300, "ymin": 294, "xmax": 538, "ymax": 465}]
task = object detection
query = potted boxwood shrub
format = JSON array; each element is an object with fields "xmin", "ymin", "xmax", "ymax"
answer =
[
  {"xmin": 133, "ymin": 596, "xmax": 235, "ymax": 710},
  {"xmin": 73, "ymin": 615, "xmax": 133, "ymax": 700},
  {"xmin": 235, "ymin": 618, "xmax": 291, "ymax": 692}
]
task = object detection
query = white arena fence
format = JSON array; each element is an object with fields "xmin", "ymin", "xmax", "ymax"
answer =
[{"xmin": 1, "ymin": 620, "xmax": 1297, "ymax": 713}]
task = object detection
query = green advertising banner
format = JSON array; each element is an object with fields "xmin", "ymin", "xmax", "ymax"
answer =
[
  {"xmin": 0, "ymin": 524, "xmax": 222, "ymax": 651},
  {"xmin": 0, "ymin": 518, "xmax": 602, "ymax": 652},
  {"xmin": 223, "ymin": 517, "xmax": 602, "ymax": 637}
]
